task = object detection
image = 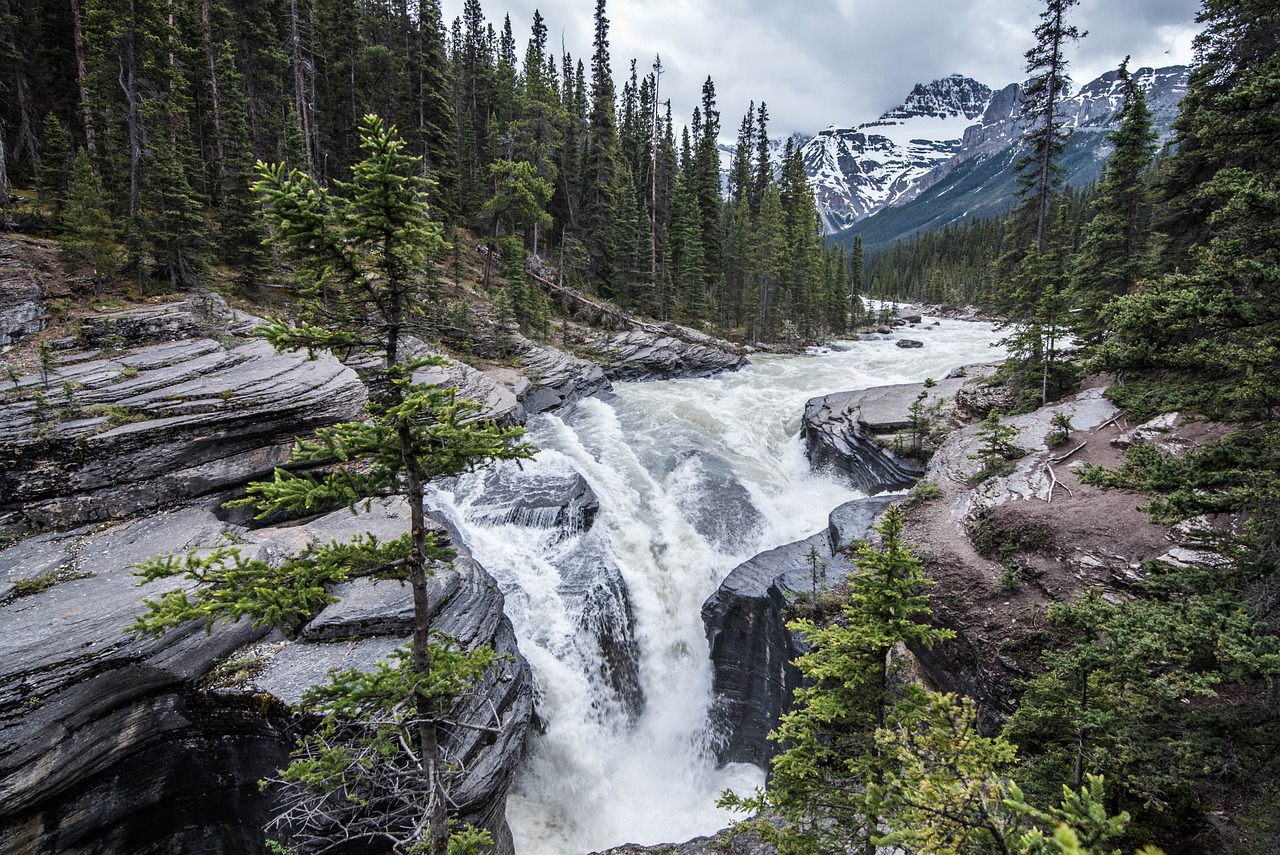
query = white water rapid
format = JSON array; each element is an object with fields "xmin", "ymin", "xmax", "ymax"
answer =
[{"xmin": 430, "ymin": 317, "xmax": 1006, "ymax": 854}]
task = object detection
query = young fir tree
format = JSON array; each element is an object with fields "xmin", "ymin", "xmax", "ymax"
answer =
[
  {"xmin": 721, "ymin": 506, "xmax": 954, "ymax": 855},
  {"xmin": 129, "ymin": 116, "xmax": 532, "ymax": 855},
  {"xmin": 60, "ymin": 148, "xmax": 123, "ymax": 294}
]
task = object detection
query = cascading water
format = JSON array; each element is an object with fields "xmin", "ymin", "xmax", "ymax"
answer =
[{"xmin": 430, "ymin": 318, "xmax": 1006, "ymax": 854}]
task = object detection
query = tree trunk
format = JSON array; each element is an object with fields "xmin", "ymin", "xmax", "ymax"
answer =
[
  {"xmin": 69, "ymin": 0, "xmax": 96, "ymax": 153},
  {"xmin": 200, "ymin": 0, "xmax": 226, "ymax": 194},
  {"xmin": 0, "ymin": 131, "xmax": 9, "ymax": 210},
  {"xmin": 288, "ymin": 0, "xmax": 314, "ymax": 173}
]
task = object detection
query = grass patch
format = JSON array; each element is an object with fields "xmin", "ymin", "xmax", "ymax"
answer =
[{"xmin": 82, "ymin": 403, "xmax": 149, "ymax": 426}]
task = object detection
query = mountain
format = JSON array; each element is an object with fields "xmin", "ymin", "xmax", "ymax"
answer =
[
  {"xmin": 808, "ymin": 65, "xmax": 1189, "ymax": 253},
  {"xmin": 804, "ymin": 74, "xmax": 994, "ymax": 233}
]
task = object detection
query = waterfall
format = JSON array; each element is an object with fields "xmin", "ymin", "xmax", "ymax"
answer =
[{"xmin": 429, "ymin": 318, "xmax": 1006, "ymax": 854}]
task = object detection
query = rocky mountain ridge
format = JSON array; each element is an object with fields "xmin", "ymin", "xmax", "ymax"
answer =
[{"xmin": 804, "ymin": 65, "xmax": 1189, "ymax": 236}]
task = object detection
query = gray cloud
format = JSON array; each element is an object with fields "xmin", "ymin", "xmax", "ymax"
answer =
[{"xmin": 441, "ymin": 0, "xmax": 1201, "ymax": 137}]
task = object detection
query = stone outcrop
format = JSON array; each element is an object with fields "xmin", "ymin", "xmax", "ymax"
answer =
[
  {"xmin": 801, "ymin": 370, "xmax": 998, "ymax": 495},
  {"xmin": 701, "ymin": 496, "xmax": 897, "ymax": 767},
  {"xmin": 517, "ymin": 343, "xmax": 610, "ymax": 414},
  {"xmin": 0, "ymin": 304, "xmax": 526, "ymax": 536},
  {"xmin": 0, "ymin": 239, "xmax": 54, "ymax": 348},
  {"xmin": 0, "ymin": 499, "xmax": 532, "ymax": 855},
  {"xmin": 0, "ymin": 335, "xmax": 367, "ymax": 535},
  {"xmin": 587, "ymin": 324, "xmax": 747, "ymax": 382}
]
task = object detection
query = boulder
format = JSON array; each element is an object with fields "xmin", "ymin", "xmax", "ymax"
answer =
[
  {"xmin": 701, "ymin": 496, "xmax": 897, "ymax": 767},
  {"xmin": 0, "ymin": 499, "xmax": 533, "ymax": 855},
  {"xmin": 895, "ymin": 338, "xmax": 924, "ymax": 349},
  {"xmin": 518, "ymin": 344, "xmax": 610, "ymax": 414}
]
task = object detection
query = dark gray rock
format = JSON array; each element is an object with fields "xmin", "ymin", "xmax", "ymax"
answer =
[
  {"xmin": 0, "ymin": 334, "xmax": 367, "ymax": 535},
  {"xmin": 466, "ymin": 465, "xmax": 600, "ymax": 535},
  {"xmin": 0, "ymin": 499, "xmax": 533, "ymax": 855},
  {"xmin": 519, "ymin": 344, "xmax": 611, "ymax": 414},
  {"xmin": 75, "ymin": 293, "xmax": 258, "ymax": 349},
  {"xmin": 0, "ymin": 240, "xmax": 48, "ymax": 348},
  {"xmin": 0, "ymin": 507, "xmax": 282, "ymax": 855},
  {"xmin": 801, "ymin": 390, "xmax": 926, "ymax": 493},
  {"xmin": 701, "ymin": 496, "xmax": 897, "ymax": 767},
  {"xmin": 895, "ymin": 338, "xmax": 924, "ymax": 349}
]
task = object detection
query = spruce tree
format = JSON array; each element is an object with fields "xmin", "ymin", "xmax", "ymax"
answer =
[
  {"xmin": 130, "ymin": 116, "xmax": 532, "ymax": 855},
  {"xmin": 581, "ymin": 0, "xmax": 621, "ymax": 298},
  {"xmin": 1074, "ymin": 58, "xmax": 1157, "ymax": 342},
  {"xmin": 720, "ymin": 506, "xmax": 953, "ymax": 855},
  {"xmin": 1015, "ymin": 0, "xmax": 1083, "ymax": 251},
  {"xmin": 60, "ymin": 148, "xmax": 123, "ymax": 294}
]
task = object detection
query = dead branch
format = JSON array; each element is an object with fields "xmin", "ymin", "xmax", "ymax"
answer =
[
  {"xmin": 1044, "ymin": 462, "xmax": 1073, "ymax": 503},
  {"xmin": 1050, "ymin": 441, "xmax": 1087, "ymax": 464},
  {"xmin": 1097, "ymin": 410, "xmax": 1127, "ymax": 431}
]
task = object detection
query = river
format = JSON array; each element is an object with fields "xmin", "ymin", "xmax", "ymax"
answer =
[{"xmin": 431, "ymin": 317, "xmax": 1006, "ymax": 854}]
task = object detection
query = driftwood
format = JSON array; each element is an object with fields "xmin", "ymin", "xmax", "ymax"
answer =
[
  {"xmin": 1050, "ymin": 441, "xmax": 1087, "ymax": 464},
  {"xmin": 1044, "ymin": 462, "xmax": 1074, "ymax": 503},
  {"xmin": 522, "ymin": 266, "xmax": 663, "ymax": 334}
]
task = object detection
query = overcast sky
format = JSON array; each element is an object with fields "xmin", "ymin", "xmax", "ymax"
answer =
[{"xmin": 438, "ymin": 0, "xmax": 1203, "ymax": 138}]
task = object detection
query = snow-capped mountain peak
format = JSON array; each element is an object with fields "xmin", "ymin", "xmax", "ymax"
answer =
[
  {"xmin": 804, "ymin": 75, "xmax": 994, "ymax": 233},
  {"xmin": 804, "ymin": 65, "xmax": 1189, "ymax": 236}
]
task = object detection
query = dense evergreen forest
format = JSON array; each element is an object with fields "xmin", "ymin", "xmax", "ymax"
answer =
[{"xmin": 0, "ymin": 0, "xmax": 855, "ymax": 344}]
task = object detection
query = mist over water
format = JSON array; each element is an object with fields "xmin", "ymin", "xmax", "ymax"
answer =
[{"xmin": 430, "ymin": 319, "xmax": 1005, "ymax": 854}]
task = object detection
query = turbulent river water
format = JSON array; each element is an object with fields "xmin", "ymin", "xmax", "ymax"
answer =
[{"xmin": 430, "ymin": 317, "xmax": 1006, "ymax": 854}]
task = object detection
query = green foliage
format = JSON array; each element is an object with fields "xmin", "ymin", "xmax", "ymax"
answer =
[
  {"xmin": 1047, "ymin": 412, "xmax": 1073, "ymax": 447},
  {"xmin": 720, "ymin": 506, "xmax": 954, "ymax": 854},
  {"xmin": 895, "ymin": 389, "xmax": 944, "ymax": 461},
  {"xmin": 1005, "ymin": 585, "xmax": 1280, "ymax": 835},
  {"xmin": 905, "ymin": 479, "xmax": 943, "ymax": 505},
  {"xmin": 872, "ymin": 692, "xmax": 1154, "ymax": 855},
  {"xmin": 130, "ymin": 533, "xmax": 415, "ymax": 638},
  {"xmin": 970, "ymin": 410, "xmax": 1024, "ymax": 481}
]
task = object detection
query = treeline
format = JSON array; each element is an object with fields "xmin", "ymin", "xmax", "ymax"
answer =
[
  {"xmin": 865, "ymin": 184, "xmax": 1096, "ymax": 310},
  {"xmin": 0, "ymin": 0, "xmax": 854, "ymax": 343}
]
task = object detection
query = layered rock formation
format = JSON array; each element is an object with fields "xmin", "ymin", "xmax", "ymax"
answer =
[
  {"xmin": 701, "ymin": 495, "xmax": 897, "ymax": 767},
  {"xmin": 587, "ymin": 324, "xmax": 747, "ymax": 382},
  {"xmin": 801, "ymin": 374, "xmax": 970, "ymax": 494},
  {"xmin": 0, "ymin": 299, "xmax": 537, "ymax": 854},
  {"xmin": 0, "ymin": 498, "xmax": 532, "ymax": 855}
]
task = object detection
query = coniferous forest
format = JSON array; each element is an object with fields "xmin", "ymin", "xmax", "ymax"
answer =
[{"xmin": 0, "ymin": 0, "xmax": 853, "ymax": 344}]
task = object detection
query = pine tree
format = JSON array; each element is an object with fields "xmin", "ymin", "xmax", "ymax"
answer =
[
  {"xmin": 1074, "ymin": 58, "xmax": 1157, "ymax": 342},
  {"xmin": 130, "ymin": 116, "xmax": 533, "ymax": 855}
]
